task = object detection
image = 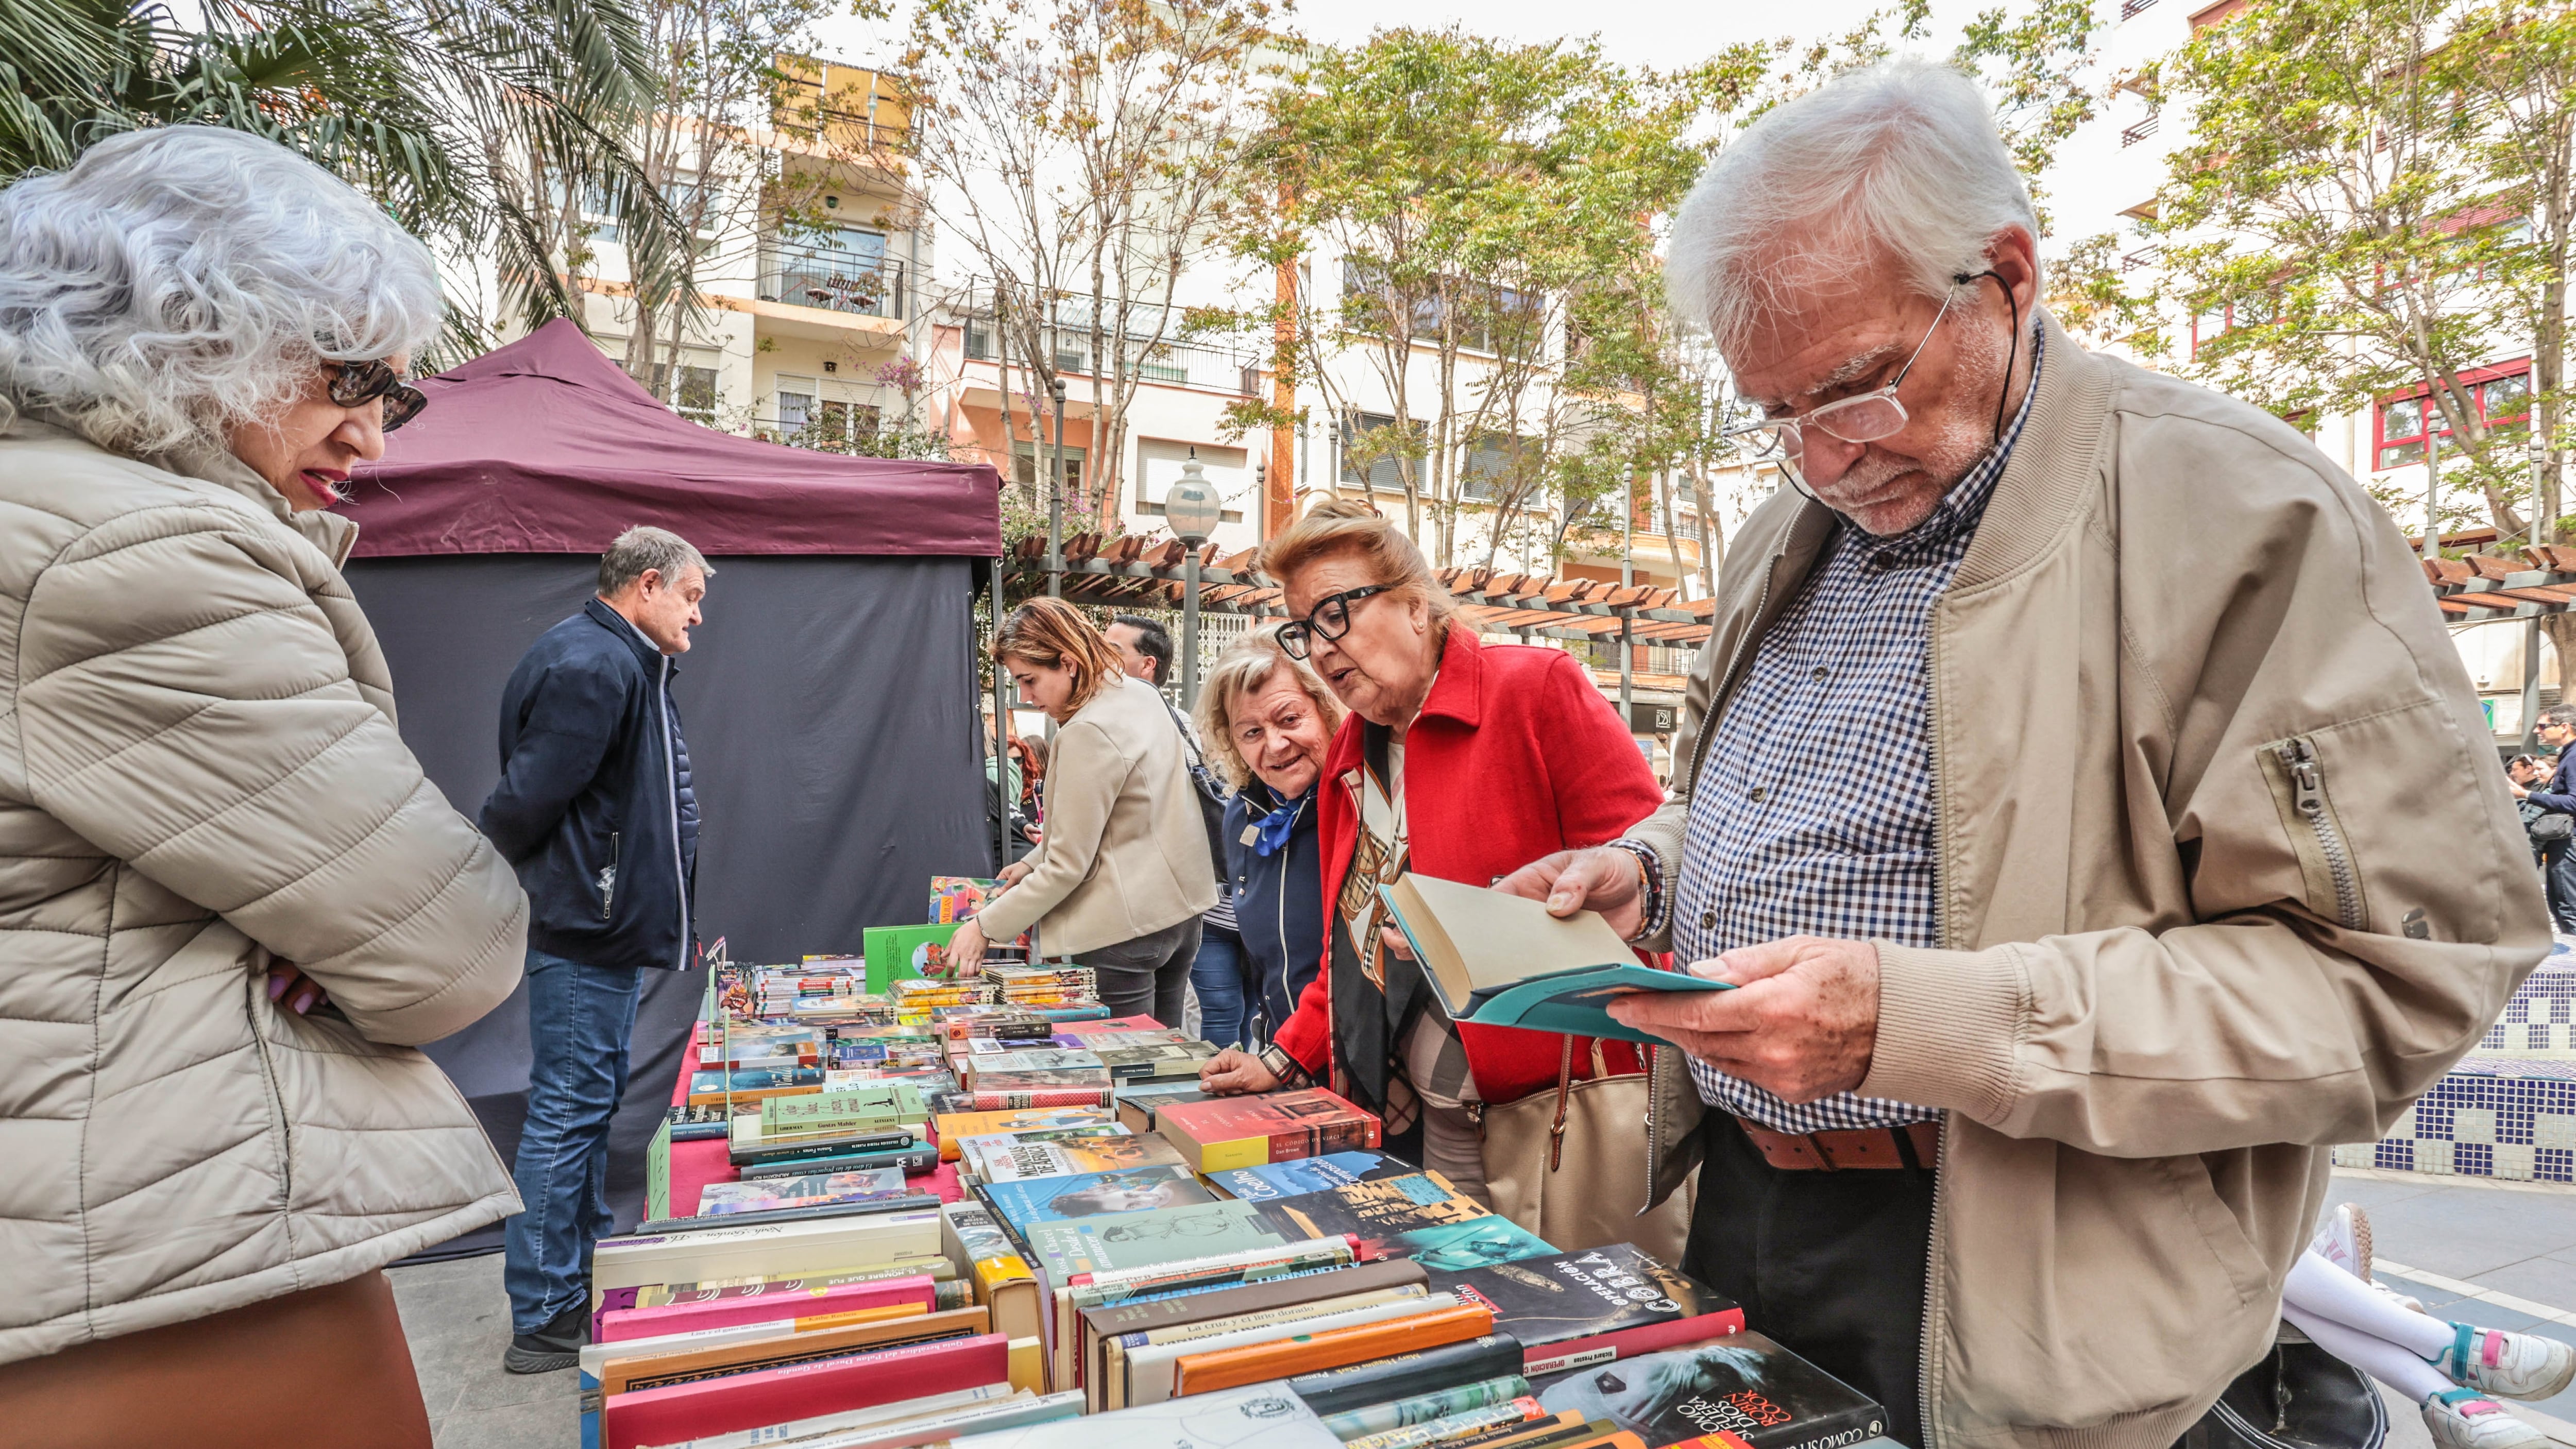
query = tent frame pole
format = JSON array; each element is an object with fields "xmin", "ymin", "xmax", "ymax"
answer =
[{"xmin": 989, "ymin": 559, "xmax": 1011, "ymax": 872}]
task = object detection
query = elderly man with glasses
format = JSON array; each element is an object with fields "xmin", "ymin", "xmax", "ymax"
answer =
[{"xmin": 1506, "ymin": 61, "xmax": 2546, "ymax": 1449}]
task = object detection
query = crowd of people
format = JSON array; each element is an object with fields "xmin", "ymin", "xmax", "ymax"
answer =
[{"xmin": 1, "ymin": 55, "xmax": 2572, "ymax": 1449}]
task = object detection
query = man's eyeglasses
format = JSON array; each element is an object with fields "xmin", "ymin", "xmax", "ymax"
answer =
[
  {"xmin": 1721, "ymin": 286, "xmax": 1962, "ymax": 470},
  {"xmin": 1278, "ymin": 584, "xmax": 1394, "ymax": 660},
  {"xmin": 327, "ymin": 359, "xmax": 427, "ymax": 432}
]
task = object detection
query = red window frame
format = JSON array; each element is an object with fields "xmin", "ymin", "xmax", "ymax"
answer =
[{"xmin": 2374, "ymin": 358, "xmax": 2531, "ymax": 472}]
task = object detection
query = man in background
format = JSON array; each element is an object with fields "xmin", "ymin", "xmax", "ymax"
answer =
[
  {"xmin": 1105, "ymin": 614, "xmax": 1246, "ymax": 1041},
  {"xmin": 2512, "ymin": 704, "xmax": 2576, "ymax": 934},
  {"xmin": 480, "ymin": 526, "xmax": 710, "ymax": 1373}
]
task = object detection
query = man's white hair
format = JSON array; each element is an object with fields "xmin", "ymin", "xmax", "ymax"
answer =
[
  {"xmin": 0, "ymin": 125, "xmax": 444, "ymax": 458},
  {"xmin": 1668, "ymin": 60, "xmax": 2040, "ymax": 354}
]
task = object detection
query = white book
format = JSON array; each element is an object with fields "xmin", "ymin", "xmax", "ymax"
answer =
[
  {"xmin": 954, "ymin": 1383, "xmax": 1342, "ymax": 1449},
  {"xmin": 755, "ymin": 1390, "xmax": 1087, "ymax": 1449},
  {"xmin": 592, "ymin": 1210, "xmax": 945, "ymax": 1296},
  {"xmin": 655, "ymin": 1384, "xmax": 1020, "ymax": 1448},
  {"xmin": 1121, "ymin": 1292, "xmax": 1461, "ymax": 1406}
]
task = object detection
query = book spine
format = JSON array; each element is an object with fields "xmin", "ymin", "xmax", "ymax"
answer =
[
  {"xmin": 1286, "ymin": 1333, "xmax": 1527, "ymax": 1416},
  {"xmin": 1517, "ymin": 1306, "xmax": 1751, "ymax": 1376},
  {"xmin": 1318, "ymin": 1376, "xmax": 1534, "ymax": 1440},
  {"xmin": 955, "ymin": 1088, "xmax": 1115, "ymax": 1110},
  {"xmin": 1341, "ymin": 1397, "xmax": 1548, "ymax": 1449},
  {"xmin": 737, "ymin": 1148, "xmax": 937, "ymax": 1180},
  {"xmin": 599, "ymin": 1333, "xmax": 1008, "ymax": 1449},
  {"xmin": 635, "ymin": 1196, "xmax": 939, "ymax": 1233},
  {"xmin": 598, "ymin": 1275, "xmax": 935, "ymax": 1342},
  {"xmin": 1171, "ymin": 1302, "xmax": 1496, "ymax": 1397}
]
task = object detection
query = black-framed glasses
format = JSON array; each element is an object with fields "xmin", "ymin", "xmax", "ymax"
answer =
[
  {"xmin": 326, "ymin": 359, "xmax": 428, "ymax": 432},
  {"xmin": 1278, "ymin": 584, "xmax": 1394, "ymax": 660}
]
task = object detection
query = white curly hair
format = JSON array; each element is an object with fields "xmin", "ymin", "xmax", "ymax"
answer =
[
  {"xmin": 1667, "ymin": 60, "xmax": 2040, "ymax": 355},
  {"xmin": 0, "ymin": 125, "xmax": 444, "ymax": 458}
]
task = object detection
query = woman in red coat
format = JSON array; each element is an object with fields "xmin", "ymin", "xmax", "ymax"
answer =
[{"xmin": 1200, "ymin": 501, "xmax": 1666, "ymax": 1206}]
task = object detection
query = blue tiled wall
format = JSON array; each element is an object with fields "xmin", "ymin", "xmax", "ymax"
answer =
[{"xmin": 2332, "ymin": 962, "xmax": 2576, "ymax": 1182}]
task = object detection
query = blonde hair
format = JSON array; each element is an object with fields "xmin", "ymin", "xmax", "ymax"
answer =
[
  {"xmin": 1252, "ymin": 498, "xmax": 1452, "ymax": 621},
  {"xmin": 993, "ymin": 596, "xmax": 1126, "ymax": 712},
  {"xmin": 1194, "ymin": 628, "xmax": 1346, "ymax": 790}
]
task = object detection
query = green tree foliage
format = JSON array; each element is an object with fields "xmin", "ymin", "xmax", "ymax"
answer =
[
  {"xmin": 2147, "ymin": 0, "xmax": 2567, "ymax": 545},
  {"xmin": 0, "ymin": 0, "xmax": 698, "ymax": 360}
]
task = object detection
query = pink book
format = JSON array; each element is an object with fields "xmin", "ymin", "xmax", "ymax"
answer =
[
  {"xmin": 602, "ymin": 1332, "xmax": 1010, "ymax": 1449},
  {"xmin": 596, "ymin": 1273, "xmax": 937, "ymax": 1343}
]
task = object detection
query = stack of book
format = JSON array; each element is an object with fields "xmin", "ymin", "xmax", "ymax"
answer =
[
  {"xmin": 986, "ymin": 963, "xmax": 1100, "ymax": 1007},
  {"xmin": 609, "ymin": 879, "xmax": 1891, "ymax": 1449}
]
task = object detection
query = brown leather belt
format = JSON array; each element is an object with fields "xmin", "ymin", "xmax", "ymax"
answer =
[{"xmin": 1734, "ymin": 1114, "xmax": 1940, "ymax": 1171}]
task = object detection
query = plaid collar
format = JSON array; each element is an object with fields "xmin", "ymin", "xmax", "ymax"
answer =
[{"xmin": 1837, "ymin": 318, "xmax": 2046, "ymax": 563}]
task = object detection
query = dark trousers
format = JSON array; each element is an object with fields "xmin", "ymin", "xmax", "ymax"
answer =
[
  {"xmin": 1076, "ymin": 916, "xmax": 1202, "ymax": 1027},
  {"xmin": 1682, "ymin": 1112, "xmax": 1938, "ymax": 1447},
  {"xmin": 2544, "ymin": 836, "xmax": 2576, "ymax": 933},
  {"xmin": 1189, "ymin": 924, "xmax": 1253, "ymax": 1048},
  {"xmin": 503, "ymin": 948, "xmax": 643, "ymax": 1334}
]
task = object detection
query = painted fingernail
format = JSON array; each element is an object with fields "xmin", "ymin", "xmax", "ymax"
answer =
[{"xmin": 268, "ymin": 975, "xmax": 290, "ymax": 1001}]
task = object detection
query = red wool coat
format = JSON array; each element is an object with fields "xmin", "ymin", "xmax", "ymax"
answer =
[{"xmin": 1271, "ymin": 626, "xmax": 1668, "ymax": 1105}]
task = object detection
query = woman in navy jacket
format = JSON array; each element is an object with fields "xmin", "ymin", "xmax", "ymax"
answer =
[{"xmin": 1195, "ymin": 629, "xmax": 1344, "ymax": 1044}]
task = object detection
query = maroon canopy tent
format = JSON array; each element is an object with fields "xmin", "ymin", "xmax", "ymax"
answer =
[
  {"xmin": 340, "ymin": 321, "xmax": 1005, "ymax": 1258},
  {"xmin": 348, "ymin": 317, "xmax": 999, "ymax": 558}
]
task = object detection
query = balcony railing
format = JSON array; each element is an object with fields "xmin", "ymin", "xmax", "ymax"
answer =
[
  {"xmin": 816, "ymin": 109, "xmax": 913, "ymax": 153},
  {"xmin": 752, "ymin": 412, "xmax": 886, "ymax": 452},
  {"xmin": 759, "ymin": 244, "xmax": 907, "ymax": 319},
  {"xmin": 2121, "ymin": 0, "xmax": 2158, "ymax": 18},
  {"xmin": 2121, "ymin": 113, "xmax": 2161, "ymax": 147},
  {"xmin": 2121, "ymin": 246, "xmax": 2163, "ymax": 273},
  {"xmin": 961, "ymin": 318, "xmax": 1261, "ymax": 395}
]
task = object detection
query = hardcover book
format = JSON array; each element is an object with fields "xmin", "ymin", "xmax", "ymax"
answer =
[
  {"xmin": 1206, "ymin": 1151, "xmax": 1407, "ymax": 1201},
  {"xmin": 950, "ymin": 1381, "xmax": 1343, "ymax": 1449},
  {"xmin": 978, "ymin": 1165, "xmax": 1215, "ymax": 1232},
  {"xmin": 1077, "ymin": 1259, "xmax": 1432, "ymax": 1409},
  {"xmin": 595, "ymin": 1274, "xmax": 940, "ymax": 1344},
  {"xmin": 970, "ymin": 1068, "xmax": 1116, "ymax": 1092},
  {"xmin": 1254, "ymin": 1172, "xmax": 1554, "ymax": 1271},
  {"xmin": 1378, "ymin": 875, "xmax": 1725, "ymax": 1047},
  {"xmin": 963, "ymin": 1130, "xmax": 1179, "ymax": 1183},
  {"xmin": 933, "ymin": 1106, "xmax": 1120, "ymax": 1162},
  {"xmin": 1284, "ymin": 1332, "xmax": 1530, "ymax": 1416},
  {"xmin": 1152, "ymin": 1090, "xmax": 1383, "ymax": 1173},
  {"xmin": 1428, "ymin": 1246, "xmax": 1745, "ymax": 1375},
  {"xmin": 1116, "ymin": 1084, "xmax": 1221, "ymax": 1133},
  {"xmin": 947, "ymin": 1087, "xmax": 1117, "ymax": 1111},
  {"xmin": 736, "ymin": 1145, "xmax": 939, "ymax": 1180},
  {"xmin": 630, "ymin": 1258, "xmax": 959, "ymax": 1311},
  {"xmin": 591, "ymin": 1210, "xmax": 946, "ymax": 1298},
  {"xmin": 940, "ymin": 1201, "xmax": 1044, "ymax": 1347},
  {"xmin": 1526, "ymin": 1332, "xmax": 1888, "ymax": 1449},
  {"xmin": 1116, "ymin": 1289, "xmax": 1453, "ymax": 1406}
]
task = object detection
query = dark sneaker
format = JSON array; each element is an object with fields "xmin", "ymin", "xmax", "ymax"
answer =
[{"xmin": 502, "ymin": 1303, "xmax": 586, "ymax": 1374}]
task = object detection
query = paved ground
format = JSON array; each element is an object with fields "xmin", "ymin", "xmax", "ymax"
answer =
[
  {"xmin": 389, "ymin": 1253, "xmax": 577, "ymax": 1449},
  {"xmin": 387, "ymin": 1168, "xmax": 2576, "ymax": 1448}
]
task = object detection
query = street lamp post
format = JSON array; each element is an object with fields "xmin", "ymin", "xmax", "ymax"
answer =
[
  {"xmin": 1165, "ymin": 451, "xmax": 1226, "ymax": 710},
  {"xmin": 1047, "ymin": 376, "xmax": 1067, "ymax": 599}
]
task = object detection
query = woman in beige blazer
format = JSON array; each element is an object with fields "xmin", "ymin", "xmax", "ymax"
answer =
[{"xmin": 950, "ymin": 598, "xmax": 1216, "ymax": 1022}]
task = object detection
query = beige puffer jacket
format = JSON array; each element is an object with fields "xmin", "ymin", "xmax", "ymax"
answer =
[{"xmin": 0, "ymin": 418, "xmax": 528, "ymax": 1367}]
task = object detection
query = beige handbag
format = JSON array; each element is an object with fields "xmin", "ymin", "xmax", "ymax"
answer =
[{"xmin": 1476, "ymin": 1037, "xmax": 1697, "ymax": 1263}]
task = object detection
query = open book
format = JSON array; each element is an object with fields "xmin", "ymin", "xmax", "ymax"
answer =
[{"xmin": 1379, "ymin": 873, "xmax": 1728, "ymax": 1045}]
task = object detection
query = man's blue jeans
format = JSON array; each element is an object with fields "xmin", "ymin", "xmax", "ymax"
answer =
[
  {"xmin": 1189, "ymin": 926, "xmax": 1252, "ymax": 1049},
  {"xmin": 503, "ymin": 948, "xmax": 643, "ymax": 1335}
]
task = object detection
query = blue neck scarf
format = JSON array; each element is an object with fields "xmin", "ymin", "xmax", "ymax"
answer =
[{"xmin": 1250, "ymin": 790, "xmax": 1311, "ymax": 857}]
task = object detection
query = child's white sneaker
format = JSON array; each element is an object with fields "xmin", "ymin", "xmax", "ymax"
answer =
[
  {"xmin": 2443, "ymin": 1323, "xmax": 2576, "ymax": 1402},
  {"xmin": 2424, "ymin": 1388, "xmax": 2547, "ymax": 1449},
  {"xmin": 2309, "ymin": 1202, "xmax": 2373, "ymax": 1281}
]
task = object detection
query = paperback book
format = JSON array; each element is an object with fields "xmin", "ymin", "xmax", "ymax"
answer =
[
  {"xmin": 967, "ymin": 1131, "xmax": 1185, "ymax": 1184},
  {"xmin": 933, "ymin": 1106, "xmax": 1120, "ymax": 1162},
  {"xmin": 948, "ymin": 1380, "xmax": 1343, "ymax": 1449},
  {"xmin": 1020, "ymin": 1199, "xmax": 1288, "ymax": 1280},
  {"xmin": 695, "ymin": 1167, "xmax": 910, "ymax": 1218},
  {"xmin": 1525, "ymin": 1332, "xmax": 1887, "ymax": 1449},
  {"xmin": 1284, "ymin": 1332, "xmax": 1531, "ymax": 1416},
  {"xmin": 978, "ymin": 1165, "xmax": 1214, "ymax": 1233},
  {"xmin": 1094, "ymin": 1042, "xmax": 1221, "ymax": 1081},
  {"xmin": 1428, "ymin": 1245, "xmax": 1746, "ymax": 1375},
  {"xmin": 1253, "ymin": 1173, "xmax": 1551, "ymax": 1271},
  {"xmin": 1378, "ymin": 875, "xmax": 1724, "ymax": 1047},
  {"xmin": 1153, "ymin": 1090, "xmax": 1382, "ymax": 1173},
  {"xmin": 1205, "ymin": 1151, "xmax": 1407, "ymax": 1201}
]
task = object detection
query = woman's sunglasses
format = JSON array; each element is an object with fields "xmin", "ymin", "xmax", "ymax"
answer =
[{"xmin": 326, "ymin": 359, "xmax": 428, "ymax": 432}]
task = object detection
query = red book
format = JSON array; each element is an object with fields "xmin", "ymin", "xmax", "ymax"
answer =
[
  {"xmin": 601, "ymin": 1332, "xmax": 1010, "ymax": 1449},
  {"xmin": 1151, "ymin": 1089, "xmax": 1382, "ymax": 1173},
  {"xmin": 597, "ymin": 1272, "xmax": 937, "ymax": 1342}
]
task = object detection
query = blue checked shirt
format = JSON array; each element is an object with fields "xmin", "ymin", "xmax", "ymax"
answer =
[{"xmin": 1664, "ymin": 325, "xmax": 2044, "ymax": 1134}]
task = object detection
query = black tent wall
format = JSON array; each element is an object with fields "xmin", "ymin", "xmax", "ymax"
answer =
[{"xmin": 345, "ymin": 552, "xmax": 993, "ymax": 1257}]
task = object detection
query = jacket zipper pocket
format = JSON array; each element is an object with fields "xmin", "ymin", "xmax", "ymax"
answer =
[
  {"xmin": 2270, "ymin": 736, "xmax": 2365, "ymax": 930},
  {"xmin": 600, "ymin": 831, "xmax": 619, "ymax": 920}
]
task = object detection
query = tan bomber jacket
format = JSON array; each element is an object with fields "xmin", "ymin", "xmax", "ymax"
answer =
[
  {"xmin": 1630, "ymin": 312, "xmax": 2549, "ymax": 1448},
  {"xmin": 0, "ymin": 419, "xmax": 527, "ymax": 1366},
  {"xmin": 974, "ymin": 673, "xmax": 1217, "ymax": 957}
]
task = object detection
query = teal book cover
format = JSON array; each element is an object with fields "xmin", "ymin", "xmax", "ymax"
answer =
[
  {"xmin": 1206, "ymin": 1152, "xmax": 1404, "ymax": 1202},
  {"xmin": 1379, "ymin": 875, "xmax": 1729, "ymax": 1046},
  {"xmin": 978, "ymin": 1165, "xmax": 1213, "ymax": 1233}
]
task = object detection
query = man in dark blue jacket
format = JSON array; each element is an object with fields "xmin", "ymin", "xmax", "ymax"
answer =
[
  {"xmin": 484, "ymin": 525, "xmax": 709, "ymax": 1372},
  {"xmin": 2517, "ymin": 704, "xmax": 2576, "ymax": 935}
]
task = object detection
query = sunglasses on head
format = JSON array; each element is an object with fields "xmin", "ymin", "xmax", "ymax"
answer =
[{"xmin": 326, "ymin": 359, "xmax": 427, "ymax": 432}]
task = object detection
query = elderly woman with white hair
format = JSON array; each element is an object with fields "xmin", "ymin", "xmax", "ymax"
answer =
[
  {"xmin": 1506, "ymin": 58, "xmax": 2552, "ymax": 1449},
  {"xmin": 0, "ymin": 128, "xmax": 527, "ymax": 1446}
]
